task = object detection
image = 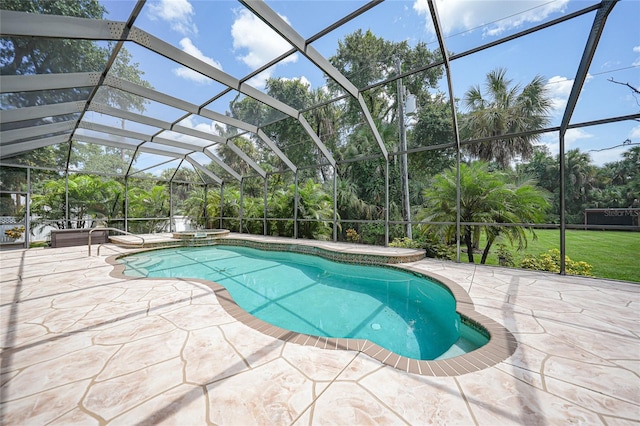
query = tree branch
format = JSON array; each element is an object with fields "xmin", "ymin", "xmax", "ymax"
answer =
[{"xmin": 608, "ymin": 77, "xmax": 640, "ymax": 107}]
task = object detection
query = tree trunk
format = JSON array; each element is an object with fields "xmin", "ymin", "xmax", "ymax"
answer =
[
  {"xmin": 480, "ymin": 235, "xmax": 496, "ymax": 264},
  {"xmin": 464, "ymin": 226, "xmax": 474, "ymax": 263}
]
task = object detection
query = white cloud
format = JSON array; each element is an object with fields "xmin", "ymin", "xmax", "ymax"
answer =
[
  {"xmin": 281, "ymin": 76, "xmax": 311, "ymax": 88},
  {"xmin": 633, "ymin": 46, "xmax": 640, "ymax": 53},
  {"xmin": 148, "ymin": 0, "xmax": 197, "ymax": 35},
  {"xmin": 537, "ymin": 128, "xmax": 594, "ymax": 157},
  {"xmin": 413, "ymin": 0, "xmax": 569, "ymax": 37},
  {"xmin": 630, "ymin": 125, "xmax": 640, "ymax": 139},
  {"xmin": 633, "ymin": 46, "xmax": 640, "ymax": 67},
  {"xmin": 564, "ymin": 128, "xmax": 593, "ymax": 146},
  {"xmin": 172, "ymin": 38, "xmax": 223, "ymax": 84},
  {"xmin": 545, "ymin": 75, "xmax": 573, "ymax": 111},
  {"xmin": 177, "ymin": 116, "xmax": 221, "ymax": 138},
  {"xmin": 544, "ymin": 74, "xmax": 593, "ymax": 112},
  {"xmin": 231, "ymin": 9, "xmax": 298, "ymax": 88}
]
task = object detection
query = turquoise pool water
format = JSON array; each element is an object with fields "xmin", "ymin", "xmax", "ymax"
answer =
[{"xmin": 120, "ymin": 245, "xmax": 486, "ymax": 360}]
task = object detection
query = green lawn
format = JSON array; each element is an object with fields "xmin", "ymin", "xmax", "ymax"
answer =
[{"xmin": 480, "ymin": 229, "xmax": 640, "ymax": 282}]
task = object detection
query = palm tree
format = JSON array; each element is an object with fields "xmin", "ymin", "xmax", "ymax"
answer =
[
  {"xmin": 461, "ymin": 68, "xmax": 552, "ymax": 169},
  {"xmin": 564, "ymin": 149, "xmax": 596, "ymax": 223},
  {"xmin": 30, "ymin": 174, "xmax": 123, "ymax": 230},
  {"xmin": 296, "ymin": 179, "xmax": 334, "ymax": 240},
  {"xmin": 417, "ymin": 162, "xmax": 549, "ymax": 263}
]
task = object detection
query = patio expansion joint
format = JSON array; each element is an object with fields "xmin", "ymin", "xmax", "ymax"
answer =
[
  {"xmin": 453, "ymin": 376, "xmax": 480, "ymax": 426},
  {"xmin": 289, "ymin": 351, "xmax": 362, "ymax": 426}
]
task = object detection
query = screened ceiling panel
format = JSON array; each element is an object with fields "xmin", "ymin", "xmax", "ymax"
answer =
[
  {"xmin": 1, "ymin": 88, "xmax": 92, "ymax": 109},
  {"xmin": 264, "ymin": 0, "xmax": 369, "ymax": 40},
  {"xmin": 568, "ymin": 0, "xmax": 640, "ymax": 125},
  {"xmin": 450, "ymin": 11, "xmax": 596, "ymax": 132},
  {"xmin": 141, "ymin": 141, "xmax": 191, "ymax": 157},
  {"xmin": 116, "ymin": 42, "xmax": 229, "ymax": 106},
  {"xmin": 1, "ymin": 36, "xmax": 109, "ymax": 74},
  {"xmin": 434, "ymin": 0, "xmax": 601, "ymax": 55},
  {"xmin": 0, "ymin": 0, "xmax": 636, "ymax": 188},
  {"xmin": 73, "ymin": 128, "xmax": 143, "ymax": 148},
  {"xmin": 82, "ymin": 112, "xmax": 162, "ymax": 135},
  {"xmin": 129, "ymin": 154, "xmax": 182, "ymax": 178},
  {"xmin": 0, "ymin": 142, "xmax": 70, "ymax": 169},
  {"xmin": 68, "ymin": 140, "xmax": 135, "ymax": 175},
  {"xmin": 91, "ymin": 86, "xmax": 187, "ymax": 123},
  {"xmin": 1, "ymin": 113, "xmax": 81, "ymax": 133},
  {"xmin": 155, "ymin": 130, "xmax": 215, "ymax": 150}
]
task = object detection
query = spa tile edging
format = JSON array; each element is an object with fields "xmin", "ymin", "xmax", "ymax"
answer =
[
  {"xmin": 106, "ymin": 242, "xmax": 516, "ymax": 377},
  {"xmin": 109, "ymin": 234, "xmax": 426, "ymax": 264}
]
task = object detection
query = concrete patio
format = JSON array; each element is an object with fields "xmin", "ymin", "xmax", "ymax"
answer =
[{"xmin": 1, "ymin": 237, "xmax": 638, "ymax": 425}]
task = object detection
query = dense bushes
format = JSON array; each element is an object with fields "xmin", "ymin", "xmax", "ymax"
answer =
[{"xmin": 519, "ymin": 249, "xmax": 593, "ymax": 276}]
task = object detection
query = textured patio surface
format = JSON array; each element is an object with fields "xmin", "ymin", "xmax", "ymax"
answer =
[{"xmin": 1, "ymin": 238, "xmax": 638, "ymax": 425}]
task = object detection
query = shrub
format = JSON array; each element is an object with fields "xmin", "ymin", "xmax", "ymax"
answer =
[
  {"xmin": 519, "ymin": 249, "xmax": 593, "ymax": 276},
  {"xmin": 496, "ymin": 243, "xmax": 515, "ymax": 267},
  {"xmin": 4, "ymin": 226, "xmax": 25, "ymax": 239},
  {"xmin": 389, "ymin": 237, "xmax": 422, "ymax": 249},
  {"xmin": 389, "ymin": 236, "xmax": 455, "ymax": 260},
  {"xmin": 345, "ymin": 228, "xmax": 360, "ymax": 243},
  {"xmin": 424, "ymin": 240, "xmax": 456, "ymax": 260}
]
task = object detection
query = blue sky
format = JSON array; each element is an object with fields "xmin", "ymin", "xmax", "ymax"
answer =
[{"xmin": 96, "ymin": 0, "xmax": 640, "ymax": 168}]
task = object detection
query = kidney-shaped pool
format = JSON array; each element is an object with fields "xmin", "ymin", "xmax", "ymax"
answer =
[{"xmin": 119, "ymin": 245, "xmax": 489, "ymax": 361}]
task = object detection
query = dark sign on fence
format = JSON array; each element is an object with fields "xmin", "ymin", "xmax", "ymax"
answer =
[{"xmin": 584, "ymin": 208, "xmax": 640, "ymax": 227}]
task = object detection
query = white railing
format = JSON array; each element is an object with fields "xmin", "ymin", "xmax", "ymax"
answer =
[{"xmin": 88, "ymin": 227, "xmax": 145, "ymax": 256}]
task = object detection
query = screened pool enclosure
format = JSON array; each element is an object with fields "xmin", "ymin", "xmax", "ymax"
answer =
[{"xmin": 1, "ymin": 0, "xmax": 638, "ymax": 276}]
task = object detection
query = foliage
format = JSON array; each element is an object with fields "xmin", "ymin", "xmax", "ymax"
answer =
[
  {"xmin": 345, "ymin": 228, "xmax": 360, "ymax": 243},
  {"xmin": 418, "ymin": 161, "xmax": 550, "ymax": 264},
  {"xmin": 517, "ymin": 146, "xmax": 639, "ymax": 224},
  {"xmin": 127, "ymin": 185, "xmax": 169, "ymax": 233},
  {"xmin": 295, "ymin": 179, "xmax": 335, "ymax": 240},
  {"xmin": 30, "ymin": 174, "xmax": 124, "ymax": 229},
  {"xmin": 389, "ymin": 237, "xmax": 422, "ymax": 249},
  {"xmin": 495, "ymin": 243, "xmax": 515, "ymax": 267},
  {"xmin": 70, "ymin": 144, "xmax": 132, "ymax": 175},
  {"xmin": 329, "ymin": 29, "xmax": 442, "ymax": 127},
  {"xmin": 519, "ymin": 249, "xmax": 593, "ymax": 277},
  {"xmin": 460, "ymin": 68, "xmax": 552, "ymax": 169},
  {"xmin": 423, "ymin": 237, "xmax": 456, "ymax": 260},
  {"xmin": 4, "ymin": 226, "xmax": 25, "ymax": 239},
  {"xmin": 230, "ymin": 78, "xmax": 338, "ymax": 178},
  {"xmin": 409, "ymin": 94, "xmax": 456, "ymax": 182},
  {"xmin": 388, "ymin": 234, "xmax": 454, "ymax": 260}
]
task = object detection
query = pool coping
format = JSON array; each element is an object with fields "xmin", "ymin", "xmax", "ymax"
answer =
[{"xmin": 106, "ymin": 240, "xmax": 517, "ymax": 377}]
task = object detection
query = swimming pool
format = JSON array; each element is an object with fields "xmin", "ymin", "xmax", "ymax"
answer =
[{"xmin": 120, "ymin": 245, "xmax": 488, "ymax": 360}]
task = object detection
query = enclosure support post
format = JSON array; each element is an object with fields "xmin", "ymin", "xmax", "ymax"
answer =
[
  {"xmin": 263, "ymin": 175, "xmax": 268, "ymax": 236},
  {"xmin": 65, "ymin": 170, "xmax": 69, "ymax": 229},
  {"xmin": 385, "ymin": 160, "xmax": 389, "ymax": 247},
  {"xmin": 169, "ymin": 181, "xmax": 174, "ymax": 232},
  {"xmin": 203, "ymin": 183, "xmax": 208, "ymax": 229},
  {"xmin": 25, "ymin": 167, "xmax": 30, "ymax": 249},
  {"xmin": 124, "ymin": 177, "xmax": 129, "ymax": 233},
  {"xmin": 219, "ymin": 182, "xmax": 224, "ymax": 230},
  {"xmin": 557, "ymin": 0, "xmax": 616, "ymax": 275},
  {"xmin": 396, "ymin": 58, "xmax": 412, "ymax": 239},
  {"xmin": 333, "ymin": 166, "xmax": 338, "ymax": 242},
  {"xmin": 239, "ymin": 177, "xmax": 244, "ymax": 234},
  {"xmin": 294, "ymin": 171, "xmax": 299, "ymax": 239},
  {"xmin": 559, "ymin": 133, "xmax": 566, "ymax": 274}
]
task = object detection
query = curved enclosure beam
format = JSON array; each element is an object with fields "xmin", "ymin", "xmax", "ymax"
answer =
[
  {"xmin": 240, "ymin": 0, "xmax": 386, "ymax": 161},
  {"xmin": 100, "ymin": 76, "xmax": 292, "ymax": 174},
  {"xmin": 426, "ymin": 0, "xmax": 464, "ymax": 262},
  {"xmin": 0, "ymin": 10, "xmax": 304, "ymax": 173}
]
